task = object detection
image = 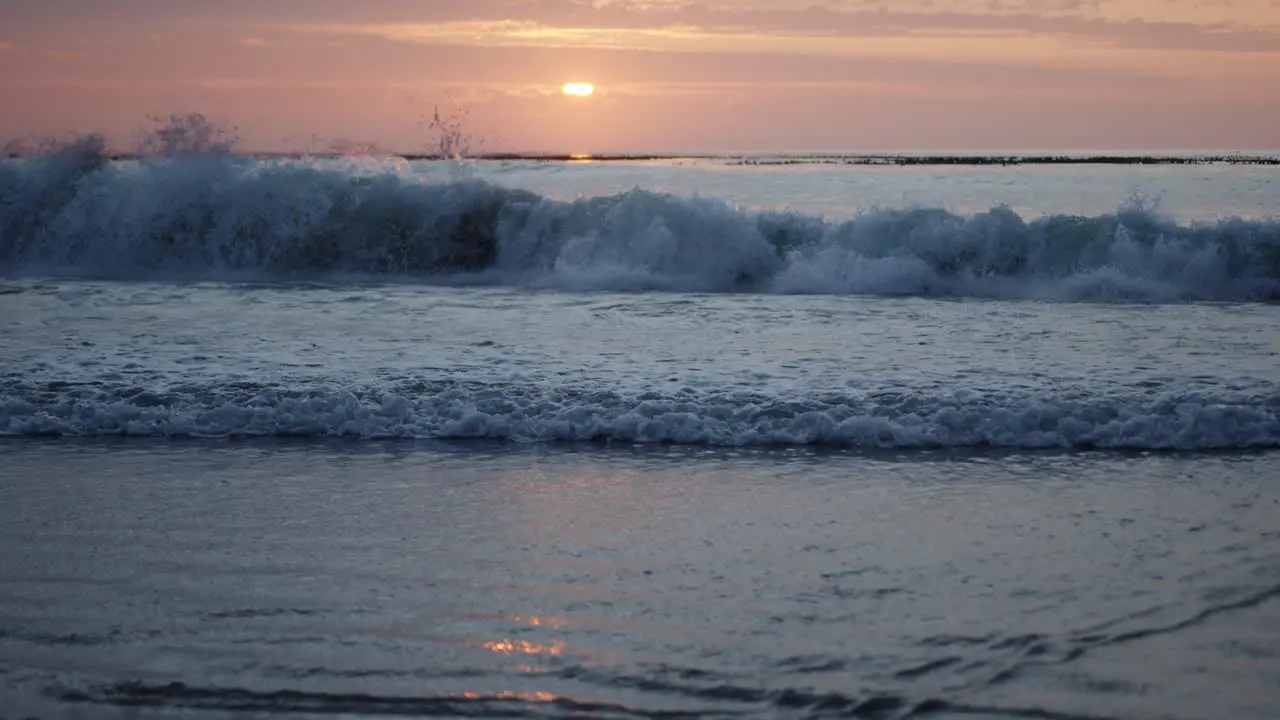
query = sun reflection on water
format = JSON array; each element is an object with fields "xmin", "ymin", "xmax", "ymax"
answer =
[
  {"xmin": 458, "ymin": 691, "xmax": 558, "ymax": 703},
  {"xmin": 481, "ymin": 638, "xmax": 566, "ymax": 656}
]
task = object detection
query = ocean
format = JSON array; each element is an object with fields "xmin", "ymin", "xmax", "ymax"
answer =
[{"xmin": 1, "ymin": 142, "xmax": 1278, "ymax": 719}]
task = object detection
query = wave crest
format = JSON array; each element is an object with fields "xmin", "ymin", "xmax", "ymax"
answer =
[{"xmin": 2, "ymin": 146, "xmax": 1278, "ymax": 301}]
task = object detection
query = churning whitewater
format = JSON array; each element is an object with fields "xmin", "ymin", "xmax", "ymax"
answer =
[
  {"xmin": 3, "ymin": 139, "xmax": 1279, "ymax": 302},
  {"xmin": 3, "ymin": 376, "xmax": 1279, "ymax": 449},
  {"xmin": 3, "ymin": 273, "xmax": 1279, "ymax": 449}
]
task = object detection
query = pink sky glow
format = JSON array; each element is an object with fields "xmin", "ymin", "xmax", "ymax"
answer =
[{"xmin": 2, "ymin": 0, "xmax": 1279, "ymax": 152}]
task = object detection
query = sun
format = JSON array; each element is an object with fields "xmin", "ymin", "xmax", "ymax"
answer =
[{"xmin": 561, "ymin": 82, "xmax": 595, "ymax": 98}]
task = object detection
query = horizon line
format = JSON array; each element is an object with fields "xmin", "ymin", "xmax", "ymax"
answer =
[{"xmin": 10, "ymin": 150, "xmax": 1279, "ymax": 166}]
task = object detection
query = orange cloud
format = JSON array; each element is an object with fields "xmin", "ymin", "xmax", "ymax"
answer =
[{"xmin": 290, "ymin": 19, "xmax": 1280, "ymax": 78}]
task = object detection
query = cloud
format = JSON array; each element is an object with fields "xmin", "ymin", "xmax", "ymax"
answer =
[
  {"xmin": 0, "ymin": 41, "xmax": 77, "ymax": 60},
  {"xmin": 288, "ymin": 18, "xmax": 1280, "ymax": 80},
  {"xmin": 239, "ymin": 37, "xmax": 268, "ymax": 47},
  {"xmin": 9, "ymin": 0, "xmax": 1276, "ymax": 54},
  {"xmin": 275, "ymin": 3, "xmax": 1280, "ymax": 56}
]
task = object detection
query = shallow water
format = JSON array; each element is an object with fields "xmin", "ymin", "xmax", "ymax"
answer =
[
  {"xmin": 1, "ymin": 441, "xmax": 1277, "ymax": 719},
  {"xmin": 2, "ymin": 282, "xmax": 1278, "ymax": 449}
]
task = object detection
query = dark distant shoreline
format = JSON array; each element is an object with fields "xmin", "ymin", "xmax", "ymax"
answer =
[
  {"xmin": 723, "ymin": 154, "xmax": 1280, "ymax": 167},
  {"xmin": 316, "ymin": 152, "xmax": 1280, "ymax": 166},
  {"xmin": 10, "ymin": 151, "xmax": 1280, "ymax": 166}
]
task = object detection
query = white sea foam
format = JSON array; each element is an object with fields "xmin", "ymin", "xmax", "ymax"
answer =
[
  {"xmin": 2, "ymin": 144, "xmax": 1278, "ymax": 302},
  {"xmin": 2, "ymin": 379, "xmax": 1277, "ymax": 450}
]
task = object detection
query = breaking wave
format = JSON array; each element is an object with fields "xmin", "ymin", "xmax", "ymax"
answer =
[
  {"xmin": 3, "ymin": 378, "xmax": 1278, "ymax": 450},
  {"xmin": 2, "ymin": 141, "xmax": 1279, "ymax": 302}
]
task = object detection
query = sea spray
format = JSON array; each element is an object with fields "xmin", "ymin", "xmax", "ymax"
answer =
[{"xmin": 132, "ymin": 113, "xmax": 241, "ymax": 157}]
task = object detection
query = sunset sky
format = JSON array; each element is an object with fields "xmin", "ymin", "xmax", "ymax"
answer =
[{"xmin": 2, "ymin": 0, "xmax": 1278, "ymax": 153}]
